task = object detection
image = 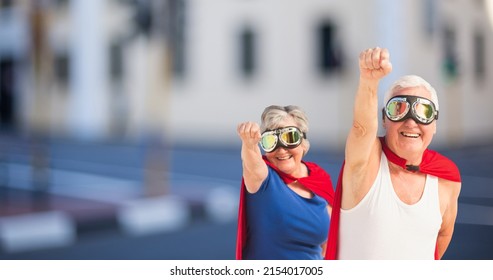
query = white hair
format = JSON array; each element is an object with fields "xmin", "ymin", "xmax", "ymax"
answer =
[{"xmin": 383, "ymin": 75, "xmax": 439, "ymax": 110}]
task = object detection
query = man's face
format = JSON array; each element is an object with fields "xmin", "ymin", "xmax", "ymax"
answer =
[{"xmin": 383, "ymin": 86, "xmax": 437, "ymax": 160}]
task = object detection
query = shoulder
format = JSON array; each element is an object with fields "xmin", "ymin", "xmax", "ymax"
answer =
[
  {"xmin": 423, "ymin": 150, "xmax": 461, "ymax": 182},
  {"xmin": 438, "ymin": 178, "xmax": 461, "ymax": 193},
  {"xmin": 425, "ymin": 150, "xmax": 458, "ymax": 168},
  {"xmin": 437, "ymin": 178, "xmax": 461, "ymax": 219},
  {"xmin": 304, "ymin": 161, "xmax": 329, "ymax": 175},
  {"xmin": 438, "ymin": 177, "xmax": 461, "ymax": 207},
  {"xmin": 303, "ymin": 161, "xmax": 334, "ymax": 186}
]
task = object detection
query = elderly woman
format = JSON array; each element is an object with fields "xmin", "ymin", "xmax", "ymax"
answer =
[{"xmin": 236, "ymin": 105, "xmax": 334, "ymax": 260}]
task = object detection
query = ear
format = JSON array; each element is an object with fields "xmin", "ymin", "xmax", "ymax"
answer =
[{"xmin": 302, "ymin": 146, "xmax": 308, "ymax": 157}]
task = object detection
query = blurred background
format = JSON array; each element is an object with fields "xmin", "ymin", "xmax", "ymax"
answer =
[{"xmin": 0, "ymin": 0, "xmax": 493, "ymax": 260}]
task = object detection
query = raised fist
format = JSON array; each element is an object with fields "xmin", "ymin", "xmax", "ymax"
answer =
[
  {"xmin": 359, "ymin": 47, "xmax": 392, "ymax": 80},
  {"xmin": 237, "ymin": 122, "xmax": 262, "ymax": 148}
]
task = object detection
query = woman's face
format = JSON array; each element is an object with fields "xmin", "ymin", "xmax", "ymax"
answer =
[{"xmin": 264, "ymin": 117, "xmax": 306, "ymax": 177}]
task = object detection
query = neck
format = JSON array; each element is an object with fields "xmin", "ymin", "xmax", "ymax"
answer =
[
  {"xmin": 380, "ymin": 136, "xmax": 424, "ymax": 172},
  {"xmin": 389, "ymin": 147, "xmax": 423, "ymax": 166},
  {"xmin": 401, "ymin": 153, "xmax": 423, "ymax": 167}
]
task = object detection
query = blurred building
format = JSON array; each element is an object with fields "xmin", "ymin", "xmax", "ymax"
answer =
[{"xmin": 0, "ymin": 0, "xmax": 492, "ymax": 150}]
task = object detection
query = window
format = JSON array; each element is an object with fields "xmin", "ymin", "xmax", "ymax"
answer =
[
  {"xmin": 473, "ymin": 31, "xmax": 485, "ymax": 81},
  {"xmin": 316, "ymin": 21, "xmax": 343, "ymax": 76},
  {"xmin": 53, "ymin": 0, "xmax": 69, "ymax": 9},
  {"xmin": 238, "ymin": 27, "xmax": 256, "ymax": 78},
  {"xmin": 54, "ymin": 53, "xmax": 70, "ymax": 87},
  {"xmin": 0, "ymin": 0, "xmax": 14, "ymax": 9},
  {"xmin": 168, "ymin": 0, "xmax": 187, "ymax": 77},
  {"xmin": 423, "ymin": 0, "xmax": 437, "ymax": 36},
  {"xmin": 0, "ymin": 58, "xmax": 15, "ymax": 127},
  {"xmin": 442, "ymin": 26, "xmax": 459, "ymax": 81}
]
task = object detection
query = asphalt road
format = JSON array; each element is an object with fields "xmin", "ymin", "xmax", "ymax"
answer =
[{"xmin": 0, "ymin": 137, "xmax": 492, "ymax": 260}]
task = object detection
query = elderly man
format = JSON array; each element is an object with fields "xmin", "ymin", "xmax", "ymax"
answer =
[{"xmin": 327, "ymin": 47, "xmax": 461, "ymax": 260}]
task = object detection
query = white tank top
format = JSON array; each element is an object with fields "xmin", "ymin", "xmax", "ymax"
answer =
[{"xmin": 338, "ymin": 152, "xmax": 442, "ymax": 259}]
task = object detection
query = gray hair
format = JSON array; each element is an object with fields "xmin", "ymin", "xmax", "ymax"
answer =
[
  {"xmin": 260, "ymin": 105, "xmax": 310, "ymax": 154},
  {"xmin": 383, "ymin": 75, "xmax": 439, "ymax": 110}
]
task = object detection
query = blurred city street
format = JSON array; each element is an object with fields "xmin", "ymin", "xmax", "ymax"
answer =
[
  {"xmin": 0, "ymin": 132, "xmax": 492, "ymax": 260},
  {"xmin": 1, "ymin": 0, "xmax": 493, "ymax": 263}
]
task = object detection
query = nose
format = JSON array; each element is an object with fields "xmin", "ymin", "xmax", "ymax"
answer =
[
  {"xmin": 403, "ymin": 117, "xmax": 418, "ymax": 127},
  {"xmin": 277, "ymin": 146, "xmax": 289, "ymax": 152}
]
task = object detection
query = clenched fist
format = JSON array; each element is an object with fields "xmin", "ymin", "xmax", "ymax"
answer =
[
  {"xmin": 237, "ymin": 122, "xmax": 262, "ymax": 149},
  {"xmin": 359, "ymin": 47, "xmax": 392, "ymax": 80}
]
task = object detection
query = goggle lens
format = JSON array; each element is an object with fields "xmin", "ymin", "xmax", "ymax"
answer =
[
  {"xmin": 280, "ymin": 130, "xmax": 301, "ymax": 146},
  {"xmin": 260, "ymin": 134, "xmax": 278, "ymax": 152},
  {"xmin": 386, "ymin": 99, "xmax": 410, "ymax": 121},
  {"xmin": 414, "ymin": 102, "xmax": 434, "ymax": 121}
]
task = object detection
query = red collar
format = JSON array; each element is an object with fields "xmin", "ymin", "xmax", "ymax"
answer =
[{"xmin": 380, "ymin": 137, "xmax": 461, "ymax": 182}]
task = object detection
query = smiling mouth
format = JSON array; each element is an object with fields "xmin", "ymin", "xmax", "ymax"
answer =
[
  {"xmin": 401, "ymin": 132, "xmax": 420, "ymax": 138},
  {"xmin": 277, "ymin": 155, "xmax": 293, "ymax": 160}
]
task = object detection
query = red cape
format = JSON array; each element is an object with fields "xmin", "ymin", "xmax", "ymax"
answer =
[
  {"xmin": 236, "ymin": 156, "xmax": 335, "ymax": 260},
  {"xmin": 326, "ymin": 137, "xmax": 461, "ymax": 260}
]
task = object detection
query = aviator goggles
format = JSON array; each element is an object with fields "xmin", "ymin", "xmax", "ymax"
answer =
[
  {"xmin": 259, "ymin": 126, "xmax": 306, "ymax": 153},
  {"xmin": 384, "ymin": 95, "xmax": 439, "ymax": 125}
]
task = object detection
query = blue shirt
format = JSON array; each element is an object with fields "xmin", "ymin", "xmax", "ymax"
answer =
[{"xmin": 243, "ymin": 166, "xmax": 330, "ymax": 259}]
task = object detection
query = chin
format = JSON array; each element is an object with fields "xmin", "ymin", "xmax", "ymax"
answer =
[{"xmin": 276, "ymin": 160, "xmax": 297, "ymax": 172}]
